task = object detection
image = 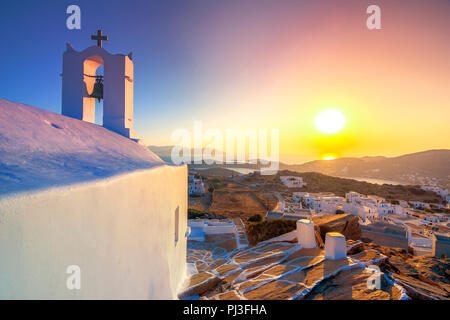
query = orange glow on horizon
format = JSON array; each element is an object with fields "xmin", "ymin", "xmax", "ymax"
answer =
[
  {"xmin": 142, "ymin": 0, "xmax": 450, "ymax": 164},
  {"xmin": 322, "ymin": 153, "xmax": 338, "ymax": 161}
]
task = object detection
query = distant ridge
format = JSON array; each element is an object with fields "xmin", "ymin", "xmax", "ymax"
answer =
[
  {"xmin": 149, "ymin": 145, "xmax": 450, "ymax": 188},
  {"xmin": 280, "ymin": 149, "xmax": 450, "ymax": 188}
]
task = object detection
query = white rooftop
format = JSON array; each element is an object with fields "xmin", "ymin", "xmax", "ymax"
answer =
[{"xmin": 0, "ymin": 99, "xmax": 165, "ymax": 196}]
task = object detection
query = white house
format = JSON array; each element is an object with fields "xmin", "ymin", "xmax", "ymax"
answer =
[
  {"xmin": 280, "ymin": 176, "xmax": 305, "ymax": 188},
  {"xmin": 188, "ymin": 219, "xmax": 237, "ymax": 242},
  {"xmin": 293, "ymin": 192, "xmax": 308, "ymax": 203},
  {"xmin": 188, "ymin": 176, "xmax": 206, "ymax": 195},
  {"xmin": 410, "ymin": 201, "xmax": 430, "ymax": 210},
  {"xmin": 345, "ymin": 191, "xmax": 362, "ymax": 203},
  {"xmin": 293, "ymin": 192, "xmax": 344, "ymax": 215},
  {"xmin": 438, "ymin": 190, "xmax": 448, "ymax": 198},
  {"xmin": 422, "ymin": 185, "xmax": 438, "ymax": 192},
  {"xmin": 422, "ymin": 185, "xmax": 449, "ymax": 199},
  {"xmin": 367, "ymin": 195, "xmax": 385, "ymax": 204},
  {"xmin": 394, "ymin": 205, "xmax": 408, "ymax": 216},
  {"xmin": 377, "ymin": 202, "xmax": 395, "ymax": 216},
  {"xmin": 399, "ymin": 200, "xmax": 409, "ymax": 208},
  {"xmin": 342, "ymin": 203, "xmax": 378, "ymax": 220},
  {"xmin": 281, "ymin": 201, "xmax": 314, "ymax": 218},
  {"xmin": 304, "ymin": 194, "xmax": 319, "ymax": 208},
  {"xmin": 317, "ymin": 196, "xmax": 346, "ymax": 214},
  {"xmin": 422, "ymin": 214, "xmax": 440, "ymax": 223}
]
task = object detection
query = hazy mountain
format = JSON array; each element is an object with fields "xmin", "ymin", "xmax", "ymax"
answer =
[
  {"xmin": 149, "ymin": 146, "xmax": 450, "ymax": 188},
  {"xmin": 147, "ymin": 145, "xmax": 173, "ymax": 162},
  {"xmin": 281, "ymin": 149, "xmax": 450, "ymax": 188},
  {"xmin": 148, "ymin": 145, "xmax": 208, "ymax": 163}
]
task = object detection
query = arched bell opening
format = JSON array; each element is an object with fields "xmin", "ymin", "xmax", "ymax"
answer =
[
  {"xmin": 93, "ymin": 65, "xmax": 104, "ymax": 125},
  {"xmin": 83, "ymin": 55, "xmax": 104, "ymax": 124},
  {"xmin": 62, "ymin": 37, "xmax": 137, "ymax": 139}
]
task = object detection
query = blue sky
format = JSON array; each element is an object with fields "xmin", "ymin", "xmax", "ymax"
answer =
[
  {"xmin": 0, "ymin": 0, "xmax": 219, "ymax": 143},
  {"xmin": 1, "ymin": 1, "xmax": 449, "ymax": 163}
]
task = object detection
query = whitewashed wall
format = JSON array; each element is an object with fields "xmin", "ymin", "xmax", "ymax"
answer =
[
  {"xmin": 0, "ymin": 165, "xmax": 187, "ymax": 299},
  {"xmin": 410, "ymin": 236, "xmax": 433, "ymax": 248}
]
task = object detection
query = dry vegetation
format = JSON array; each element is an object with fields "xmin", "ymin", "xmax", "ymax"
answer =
[
  {"xmin": 246, "ymin": 219, "xmax": 297, "ymax": 245},
  {"xmin": 240, "ymin": 170, "xmax": 441, "ymax": 202},
  {"xmin": 208, "ymin": 183, "xmax": 278, "ymax": 222}
]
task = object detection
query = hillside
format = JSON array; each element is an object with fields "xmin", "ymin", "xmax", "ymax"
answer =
[
  {"xmin": 281, "ymin": 150, "xmax": 450, "ymax": 188},
  {"xmin": 190, "ymin": 167, "xmax": 237, "ymax": 178},
  {"xmin": 149, "ymin": 145, "xmax": 450, "ymax": 188},
  {"xmin": 147, "ymin": 145, "xmax": 173, "ymax": 163},
  {"xmin": 296, "ymin": 171, "xmax": 441, "ymax": 201},
  {"xmin": 239, "ymin": 170, "xmax": 442, "ymax": 202},
  {"xmin": 0, "ymin": 99, "xmax": 164, "ymax": 196}
]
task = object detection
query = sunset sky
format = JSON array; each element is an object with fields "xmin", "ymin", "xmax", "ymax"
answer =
[{"xmin": 0, "ymin": 0, "xmax": 449, "ymax": 163}]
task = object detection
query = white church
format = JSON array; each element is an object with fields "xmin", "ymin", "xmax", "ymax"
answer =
[{"xmin": 0, "ymin": 31, "xmax": 188, "ymax": 299}]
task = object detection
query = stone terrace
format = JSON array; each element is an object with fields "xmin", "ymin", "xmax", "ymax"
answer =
[{"xmin": 180, "ymin": 231, "xmax": 409, "ymax": 300}]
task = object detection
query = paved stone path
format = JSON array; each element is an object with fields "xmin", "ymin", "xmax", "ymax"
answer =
[
  {"xmin": 233, "ymin": 218, "xmax": 249, "ymax": 249},
  {"xmin": 181, "ymin": 230, "xmax": 409, "ymax": 300}
]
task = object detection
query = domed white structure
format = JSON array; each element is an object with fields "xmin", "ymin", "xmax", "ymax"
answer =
[{"xmin": 0, "ymin": 95, "xmax": 187, "ymax": 299}]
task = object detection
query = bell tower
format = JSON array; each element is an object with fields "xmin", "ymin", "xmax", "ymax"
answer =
[{"xmin": 61, "ymin": 30, "xmax": 137, "ymax": 139}]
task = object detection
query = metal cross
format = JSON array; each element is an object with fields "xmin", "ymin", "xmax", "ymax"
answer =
[{"xmin": 91, "ymin": 30, "xmax": 108, "ymax": 48}]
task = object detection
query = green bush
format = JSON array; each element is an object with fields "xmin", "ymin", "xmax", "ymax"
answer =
[
  {"xmin": 211, "ymin": 177, "xmax": 225, "ymax": 189},
  {"xmin": 188, "ymin": 208, "xmax": 210, "ymax": 219}
]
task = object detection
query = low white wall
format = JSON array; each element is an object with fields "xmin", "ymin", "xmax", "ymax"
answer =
[
  {"xmin": 187, "ymin": 221, "xmax": 236, "ymax": 235},
  {"xmin": 410, "ymin": 237, "xmax": 433, "ymax": 248},
  {"xmin": 204, "ymin": 225, "xmax": 236, "ymax": 234},
  {"xmin": 0, "ymin": 164, "xmax": 187, "ymax": 299}
]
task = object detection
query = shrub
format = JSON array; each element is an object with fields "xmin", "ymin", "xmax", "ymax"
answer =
[
  {"xmin": 188, "ymin": 208, "xmax": 210, "ymax": 219},
  {"xmin": 211, "ymin": 177, "xmax": 225, "ymax": 189},
  {"xmin": 246, "ymin": 219, "xmax": 296, "ymax": 245},
  {"xmin": 189, "ymin": 194, "xmax": 201, "ymax": 198},
  {"xmin": 248, "ymin": 214, "xmax": 263, "ymax": 223}
]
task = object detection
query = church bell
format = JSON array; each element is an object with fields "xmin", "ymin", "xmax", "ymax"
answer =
[{"xmin": 90, "ymin": 76, "xmax": 104, "ymax": 102}]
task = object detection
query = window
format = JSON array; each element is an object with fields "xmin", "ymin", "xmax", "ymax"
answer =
[{"xmin": 174, "ymin": 206, "xmax": 180, "ymax": 246}]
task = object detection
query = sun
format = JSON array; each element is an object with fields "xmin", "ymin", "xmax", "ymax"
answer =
[{"xmin": 315, "ymin": 110, "xmax": 346, "ymax": 134}]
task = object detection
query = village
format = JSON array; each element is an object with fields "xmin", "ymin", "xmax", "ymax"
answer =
[
  {"xmin": 187, "ymin": 170, "xmax": 450, "ymax": 259},
  {"xmin": 180, "ymin": 168, "xmax": 450, "ymax": 300}
]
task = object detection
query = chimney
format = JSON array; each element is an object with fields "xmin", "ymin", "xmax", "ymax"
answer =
[
  {"xmin": 296, "ymin": 219, "xmax": 316, "ymax": 248},
  {"xmin": 325, "ymin": 232, "xmax": 347, "ymax": 259}
]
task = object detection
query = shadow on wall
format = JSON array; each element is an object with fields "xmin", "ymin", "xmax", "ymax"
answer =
[{"xmin": 147, "ymin": 247, "xmax": 172, "ymax": 299}]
